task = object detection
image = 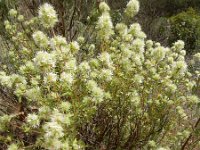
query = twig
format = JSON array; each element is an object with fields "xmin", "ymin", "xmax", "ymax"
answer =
[{"xmin": 181, "ymin": 117, "xmax": 200, "ymax": 150}]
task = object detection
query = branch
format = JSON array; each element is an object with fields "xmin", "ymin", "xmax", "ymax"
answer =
[{"xmin": 181, "ymin": 117, "xmax": 200, "ymax": 150}]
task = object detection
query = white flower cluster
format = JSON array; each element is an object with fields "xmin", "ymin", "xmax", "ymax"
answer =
[
  {"xmin": 193, "ymin": 53, "xmax": 200, "ymax": 62},
  {"xmin": 70, "ymin": 41, "xmax": 80, "ymax": 54},
  {"xmin": 50, "ymin": 109, "xmax": 71, "ymax": 125},
  {"xmin": 43, "ymin": 121, "xmax": 64, "ymax": 144},
  {"xmin": 64, "ymin": 59, "xmax": 77, "ymax": 72},
  {"xmin": 60, "ymin": 72, "xmax": 73, "ymax": 87},
  {"xmin": 98, "ymin": 52, "xmax": 113, "ymax": 68},
  {"xmin": 38, "ymin": 3, "xmax": 58, "ymax": 28},
  {"xmin": 0, "ymin": 72, "xmax": 12, "ymax": 88},
  {"xmin": 116, "ymin": 23, "xmax": 128, "ymax": 37},
  {"xmin": 9, "ymin": 9, "xmax": 17, "ymax": 17},
  {"xmin": 44, "ymin": 72, "xmax": 57, "ymax": 84},
  {"xmin": 19, "ymin": 61, "xmax": 35, "ymax": 75},
  {"xmin": 78, "ymin": 61, "xmax": 91, "ymax": 78},
  {"xmin": 25, "ymin": 86, "xmax": 41, "ymax": 101},
  {"xmin": 96, "ymin": 4, "xmax": 114, "ymax": 40},
  {"xmin": 99, "ymin": 2, "xmax": 110, "ymax": 12},
  {"xmin": 125, "ymin": 0, "xmax": 140, "ymax": 18},
  {"xmin": 86, "ymin": 80, "xmax": 104, "ymax": 102},
  {"xmin": 39, "ymin": 108, "xmax": 74, "ymax": 150},
  {"xmin": 33, "ymin": 51, "xmax": 56, "ymax": 70},
  {"xmin": 50, "ymin": 36, "xmax": 67, "ymax": 51},
  {"xmin": 32, "ymin": 31, "xmax": 49, "ymax": 48}
]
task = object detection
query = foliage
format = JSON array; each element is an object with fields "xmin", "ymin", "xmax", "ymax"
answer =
[
  {"xmin": 0, "ymin": 0, "xmax": 199, "ymax": 150},
  {"xmin": 170, "ymin": 8, "xmax": 200, "ymax": 54}
]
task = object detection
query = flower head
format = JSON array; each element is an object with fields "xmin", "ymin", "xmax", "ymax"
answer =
[
  {"xmin": 60, "ymin": 72, "xmax": 73, "ymax": 86},
  {"xmin": 96, "ymin": 12, "xmax": 114, "ymax": 40},
  {"xmin": 99, "ymin": 2, "xmax": 110, "ymax": 12},
  {"xmin": 125, "ymin": 0, "xmax": 140, "ymax": 18},
  {"xmin": 173, "ymin": 40, "xmax": 185, "ymax": 52},
  {"xmin": 43, "ymin": 121, "xmax": 64, "ymax": 138},
  {"xmin": 44, "ymin": 72, "xmax": 57, "ymax": 84},
  {"xmin": 34, "ymin": 51, "xmax": 56, "ymax": 69},
  {"xmin": 98, "ymin": 52, "xmax": 113, "ymax": 68},
  {"xmin": 32, "ymin": 31, "xmax": 49, "ymax": 48},
  {"xmin": 50, "ymin": 36, "xmax": 67, "ymax": 50},
  {"xmin": 70, "ymin": 41, "xmax": 80, "ymax": 53},
  {"xmin": 9, "ymin": 9, "xmax": 17, "ymax": 17},
  {"xmin": 86, "ymin": 80, "xmax": 104, "ymax": 102},
  {"xmin": 39, "ymin": 3, "xmax": 58, "ymax": 28},
  {"xmin": 116, "ymin": 23, "xmax": 128, "ymax": 36}
]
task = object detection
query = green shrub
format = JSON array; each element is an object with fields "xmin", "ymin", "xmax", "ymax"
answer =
[
  {"xmin": 0, "ymin": 0, "xmax": 199, "ymax": 149},
  {"xmin": 170, "ymin": 8, "xmax": 200, "ymax": 54}
]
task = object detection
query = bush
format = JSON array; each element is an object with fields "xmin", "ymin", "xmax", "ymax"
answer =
[
  {"xmin": 170, "ymin": 8, "xmax": 200, "ymax": 54},
  {"xmin": 0, "ymin": 0, "xmax": 199, "ymax": 149}
]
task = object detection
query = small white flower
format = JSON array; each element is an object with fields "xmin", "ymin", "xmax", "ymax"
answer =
[
  {"xmin": 19, "ymin": 61, "xmax": 35, "ymax": 74},
  {"xmin": 10, "ymin": 74, "xmax": 27, "ymax": 85},
  {"xmin": 59, "ymin": 101, "xmax": 71, "ymax": 112},
  {"xmin": 77, "ymin": 36, "xmax": 85, "ymax": 43},
  {"xmin": 47, "ymin": 138, "xmax": 63, "ymax": 150},
  {"xmin": 133, "ymin": 74, "xmax": 144, "ymax": 84}
]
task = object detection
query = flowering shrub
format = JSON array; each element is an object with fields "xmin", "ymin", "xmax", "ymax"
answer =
[{"xmin": 0, "ymin": 0, "xmax": 199, "ymax": 149}]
